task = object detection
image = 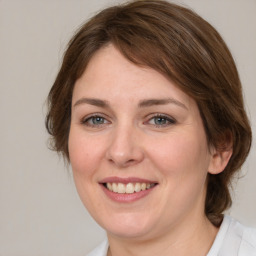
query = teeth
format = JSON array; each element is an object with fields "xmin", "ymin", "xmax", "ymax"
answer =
[
  {"xmin": 107, "ymin": 183, "xmax": 112, "ymax": 191},
  {"xmin": 117, "ymin": 183, "xmax": 126, "ymax": 193},
  {"xmin": 105, "ymin": 182, "xmax": 155, "ymax": 194},
  {"xmin": 112, "ymin": 183, "xmax": 118, "ymax": 192},
  {"xmin": 126, "ymin": 183, "xmax": 135, "ymax": 193},
  {"xmin": 141, "ymin": 183, "xmax": 146, "ymax": 191},
  {"xmin": 134, "ymin": 183, "xmax": 141, "ymax": 192}
]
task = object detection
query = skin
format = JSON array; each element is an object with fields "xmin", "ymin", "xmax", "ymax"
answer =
[{"xmin": 68, "ymin": 44, "xmax": 232, "ymax": 256}]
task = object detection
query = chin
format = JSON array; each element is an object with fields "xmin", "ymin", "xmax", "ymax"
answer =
[{"xmin": 99, "ymin": 212, "xmax": 155, "ymax": 239}]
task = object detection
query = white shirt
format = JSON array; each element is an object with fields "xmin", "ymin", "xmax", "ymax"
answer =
[{"xmin": 87, "ymin": 215, "xmax": 256, "ymax": 256}]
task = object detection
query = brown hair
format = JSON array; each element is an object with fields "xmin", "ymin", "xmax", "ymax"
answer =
[{"xmin": 45, "ymin": 0, "xmax": 252, "ymax": 226}]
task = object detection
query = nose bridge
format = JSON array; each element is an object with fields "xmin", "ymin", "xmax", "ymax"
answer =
[{"xmin": 106, "ymin": 120, "xmax": 144, "ymax": 167}]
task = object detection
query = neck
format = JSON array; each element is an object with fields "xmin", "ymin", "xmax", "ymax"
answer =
[{"xmin": 107, "ymin": 214, "xmax": 219, "ymax": 256}]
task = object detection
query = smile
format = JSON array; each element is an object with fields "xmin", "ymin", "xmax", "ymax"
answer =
[
  {"xmin": 104, "ymin": 182, "xmax": 156, "ymax": 194},
  {"xmin": 99, "ymin": 177, "xmax": 158, "ymax": 202}
]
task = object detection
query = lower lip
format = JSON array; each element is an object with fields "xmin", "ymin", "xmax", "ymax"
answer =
[{"xmin": 100, "ymin": 184, "xmax": 157, "ymax": 203}]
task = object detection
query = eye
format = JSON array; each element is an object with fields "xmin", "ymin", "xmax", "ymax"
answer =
[
  {"xmin": 81, "ymin": 115, "xmax": 109, "ymax": 127},
  {"xmin": 147, "ymin": 114, "xmax": 176, "ymax": 127}
]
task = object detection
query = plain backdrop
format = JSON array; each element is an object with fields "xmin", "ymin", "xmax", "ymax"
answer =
[{"xmin": 0, "ymin": 0, "xmax": 255, "ymax": 255}]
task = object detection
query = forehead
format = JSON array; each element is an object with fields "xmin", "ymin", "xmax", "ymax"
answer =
[{"xmin": 72, "ymin": 44, "xmax": 194, "ymax": 108}]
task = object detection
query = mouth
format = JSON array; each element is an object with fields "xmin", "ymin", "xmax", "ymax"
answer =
[
  {"xmin": 99, "ymin": 177, "xmax": 158, "ymax": 202},
  {"xmin": 103, "ymin": 182, "xmax": 157, "ymax": 194}
]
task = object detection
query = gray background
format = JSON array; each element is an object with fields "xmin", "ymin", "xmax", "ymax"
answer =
[{"xmin": 0, "ymin": 0, "xmax": 255, "ymax": 255}]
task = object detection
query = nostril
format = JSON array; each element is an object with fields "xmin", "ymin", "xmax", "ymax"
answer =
[
  {"xmin": 108, "ymin": 158, "xmax": 136, "ymax": 168},
  {"xmin": 105, "ymin": 139, "xmax": 144, "ymax": 167}
]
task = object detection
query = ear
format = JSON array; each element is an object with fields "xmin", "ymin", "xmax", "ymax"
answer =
[{"xmin": 208, "ymin": 146, "xmax": 233, "ymax": 175}]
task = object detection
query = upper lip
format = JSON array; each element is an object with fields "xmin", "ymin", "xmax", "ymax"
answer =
[{"xmin": 99, "ymin": 176, "xmax": 158, "ymax": 184}]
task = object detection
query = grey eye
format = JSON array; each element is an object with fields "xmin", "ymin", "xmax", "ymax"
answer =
[
  {"xmin": 154, "ymin": 117, "xmax": 168, "ymax": 125},
  {"xmin": 82, "ymin": 115, "xmax": 108, "ymax": 127},
  {"xmin": 147, "ymin": 115, "xmax": 176, "ymax": 127},
  {"xmin": 91, "ymin": 116, "xmax": 105, "ymax": 125}
]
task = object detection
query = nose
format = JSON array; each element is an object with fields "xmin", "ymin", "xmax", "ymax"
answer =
[{"xmin": 105, "ymin": 124, "xmax": 144, "ymax": 168}]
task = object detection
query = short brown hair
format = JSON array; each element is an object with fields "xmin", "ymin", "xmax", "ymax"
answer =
[{"xmin": 46, "ymin": 0, "xmax": 252, "ymax": 226}]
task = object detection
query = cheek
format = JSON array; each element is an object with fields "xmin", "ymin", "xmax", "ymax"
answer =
[
  {"xmin": 68, "ymin": 128, "xmax": 104, "ymax": 179},
  {"xmin": 147, "ymin": 130, "xmax": 210, "ymax": 218},
  {"xmin": 148, "ymin": 129, "xmax": 210, "ymax": 183},
  {"xmin": 68, "ymin": 128, "xmax": 106, "ymax": 212}
]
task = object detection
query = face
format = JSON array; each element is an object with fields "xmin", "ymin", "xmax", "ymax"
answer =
[{"xmin": 69, "ymin": 44, "xmax": 215, "ymax": 240}]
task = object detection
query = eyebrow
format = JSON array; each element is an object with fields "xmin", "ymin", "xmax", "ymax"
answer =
[
  {"xmin": 73, "ymin": 97, "xmax": 187, "ymax": 110},
  {"xmin": 73, "ymin": 98, "xmax": 109, "ymax": 108},
  {"xmin": 138, "ymin": 98, "xmax": 188, "ymax": 110}
]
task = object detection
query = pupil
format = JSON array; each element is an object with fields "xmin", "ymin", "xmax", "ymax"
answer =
[
  {"xmin": 93, "ymin": 117, "xmax": 104, "ymax": 124},
  {"xmin": 155, "ymin": 117, "xmax": 166, "ymax": 125}
]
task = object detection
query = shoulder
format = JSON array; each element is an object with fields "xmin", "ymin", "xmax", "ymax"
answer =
[
  {"xmin": 208, "ymin": 215, "xmax": 256, "ymax": 256},
  {"xmin": 240, "ymin": 223, "xmax": 256, "ymax": 255},
  {"xmin": 228, "ymin": 215, "xmax": 256, "ymax": 254},
  {"xmin": 86, "ymin": 239, "xmax": 109, "ymax": 256}
]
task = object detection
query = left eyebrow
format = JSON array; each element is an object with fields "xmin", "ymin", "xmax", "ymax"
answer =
[{"xmin": 138, "ymin": 98, "xmax": 188, "ymax": 110}]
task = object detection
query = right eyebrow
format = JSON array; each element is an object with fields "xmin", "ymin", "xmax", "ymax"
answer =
[{"xmin": 73, "ymin": 98, "xmax": 110, "ymax": 108}]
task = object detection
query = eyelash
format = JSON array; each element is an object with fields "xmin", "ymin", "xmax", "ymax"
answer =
[
  {"xmin": 146, "ymin": 114, "xmax": 176, "ymax": 128},
  {"xmin": 80, "ymin": 113, "xmax": 176, "ymax": 128},
  {"xmin": 81, "ymin": 114, "xmax": 110, "ymax": 127}
]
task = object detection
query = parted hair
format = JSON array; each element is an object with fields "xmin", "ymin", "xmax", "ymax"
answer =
[{"xmin": 46, "ymin": 0, "xmax": 252, "ymax": 226}]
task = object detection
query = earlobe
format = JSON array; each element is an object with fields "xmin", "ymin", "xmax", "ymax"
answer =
[{"xmin": 208, "ymin": 147, "xmax": 233, "ymax": 175}]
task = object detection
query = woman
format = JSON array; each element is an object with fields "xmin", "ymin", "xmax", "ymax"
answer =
[{"xmin": 46, "ymin": 1, "xmax": 255, "ymax": 255}]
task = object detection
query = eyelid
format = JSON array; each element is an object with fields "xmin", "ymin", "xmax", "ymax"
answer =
[
  {"xmin": 79, "ymin": 112, "xmax": 176, "ymax": 128},
  {"xmin": 81, "ymin": 113, "xmax": 111, "ymax": 126},
  {"xmin": 145, "ymin": 113, "xmax": 176, "ymax": 127}
]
